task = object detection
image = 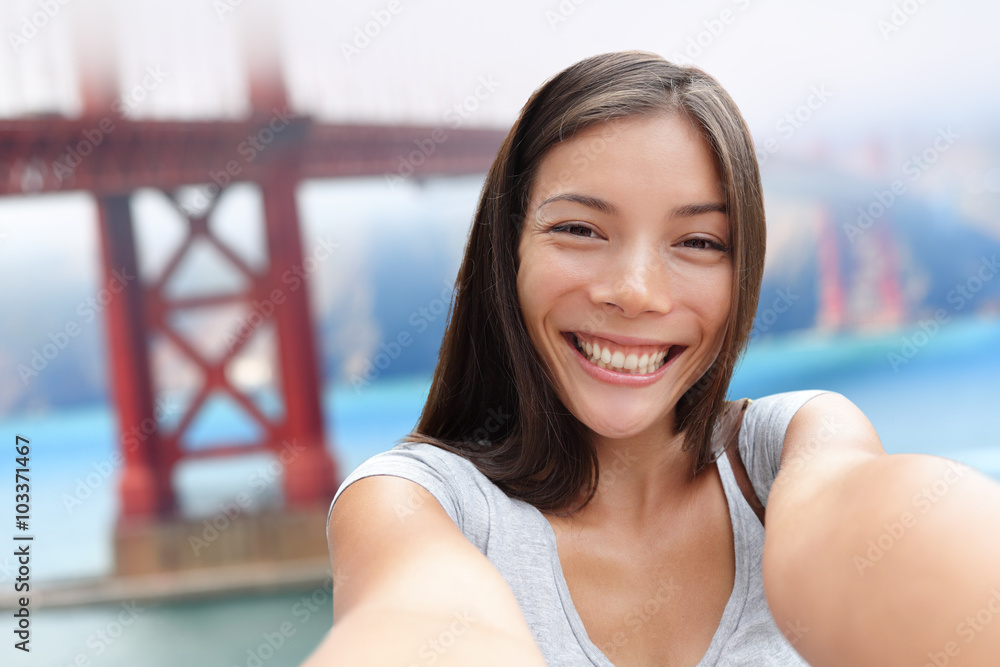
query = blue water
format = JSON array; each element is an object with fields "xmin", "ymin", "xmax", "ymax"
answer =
[
  {"xmin": 1, "ymin": 317, "xmax": 998, "ymax": 666},
  {"xmin": 729, "ymin": 315, "xmax": 1000, "ymax": 467}
]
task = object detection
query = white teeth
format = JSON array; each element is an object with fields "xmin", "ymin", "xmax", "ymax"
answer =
[
  {"xmin": 573, "ymin": 335, "xmax": 672, "ymax": 376},
  {"xmin": 624, "ymin": 353, "xmax": 638, "ymax": 370}
]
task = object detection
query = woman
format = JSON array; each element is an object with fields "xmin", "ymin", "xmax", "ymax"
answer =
[{"xmin": 306, "ymin": 52, "xmax": 1000, "ymax": 666}]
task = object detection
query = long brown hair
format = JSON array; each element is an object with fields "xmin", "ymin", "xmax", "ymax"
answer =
[{"xmin": 403, "ymin": 50, "xmax": 765, "ymax": 515}]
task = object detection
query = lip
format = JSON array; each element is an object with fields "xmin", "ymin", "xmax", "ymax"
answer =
[
  {"xmin": 562, "ymin": 332, "xmax": 685, "ymax": 387},
  {"xmin": 575, "ymin": 331, "xmax": 671, "ymax": 348}
]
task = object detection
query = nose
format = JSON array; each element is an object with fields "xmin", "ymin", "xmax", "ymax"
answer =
[{"xmin": 595, "ymin": 243, "xmax": 673, "ymax": 318}]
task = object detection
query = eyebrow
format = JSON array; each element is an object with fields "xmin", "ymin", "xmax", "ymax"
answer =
[
  {"xmin": 536, "ymin": 193, "xmax": 727, "ymax": 218},
  {"xmin": 537, "ymin": 193, "xmax": 619, "ymax": 216}
]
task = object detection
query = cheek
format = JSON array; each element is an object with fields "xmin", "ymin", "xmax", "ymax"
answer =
[
  {"xmin": 516, "ymin": 251, "xmax": 547, "ymax": 334},
  {"xmin": 675, "ymin": 265, "xmax": 732, "ymax": 329},
  {"xmin": 702, "ymin": 271, "xmax": 734, "ymax": 340},
  {"xmin": 517, "ymin": 247, "xmax": 584, "ymax": 349},
  {"xmin": 709, "ymin": 274, "xmax": 733, "ymax": 314}
]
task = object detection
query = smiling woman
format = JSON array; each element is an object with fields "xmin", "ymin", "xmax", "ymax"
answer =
[
  {"xmin": 306, "ymin": 51, "xmax": 1000, "ymax": 667},
  {"xmin": 517, "ymin": 113, "xmax": 734, "ymax": 442},
  {"xmin": 399, "ymin": 53, "xmax": 769, "ymax": 513}
]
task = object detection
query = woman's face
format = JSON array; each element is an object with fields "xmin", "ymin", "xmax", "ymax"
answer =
[{"xmin": 516, "ymin": 112, "xmax": 733, "ymax": 441}]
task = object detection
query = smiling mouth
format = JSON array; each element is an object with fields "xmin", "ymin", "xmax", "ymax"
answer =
[{"xmin": 566, "ymin": 332, "xmax": 685, "ymax": 375}]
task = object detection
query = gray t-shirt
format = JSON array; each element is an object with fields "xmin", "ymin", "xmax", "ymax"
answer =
[{"xmin": 328, "ymin": 390, "xmax": 831, "ymax": 665}]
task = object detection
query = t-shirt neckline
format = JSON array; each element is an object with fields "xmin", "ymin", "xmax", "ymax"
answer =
[{"xmin": 528, "ymin": 450, "xmax": 751, "ymax": 666}]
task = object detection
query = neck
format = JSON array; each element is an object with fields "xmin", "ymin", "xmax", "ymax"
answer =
[{"xmin": 557, "ymin": 410, "xmax": 708, "ymax": 529}]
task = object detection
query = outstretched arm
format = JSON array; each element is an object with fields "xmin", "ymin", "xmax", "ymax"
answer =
[
  {"xmin": 302, "ymin": 475, "xmax": 547, "ymax": 667},
  {"xmin": 763, "ymin": 392, "xmax": 1000, "ymax": 666}
]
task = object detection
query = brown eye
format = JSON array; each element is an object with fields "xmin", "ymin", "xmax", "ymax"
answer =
[
  {"xmin": 553, "ymin": 223, "xmax": 598, "ymax": 238},
  {"xmin": 681, "ymin": 237, "xmax": 727, "ymax": 251}
]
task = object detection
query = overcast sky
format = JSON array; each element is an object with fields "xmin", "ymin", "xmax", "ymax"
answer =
[
  {"xmin": 0, "ymin": 0, "xmax": 997, "ymax": 133},
  {"xmin": 0, "ymin": 0, "xmax": 997, "ymax": 295}
]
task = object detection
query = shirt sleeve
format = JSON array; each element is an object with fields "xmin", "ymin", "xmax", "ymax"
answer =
[
  {"xmin": 738, "ymin": 389, "xmax": 839, "ymax": 507},
  {"xmin": 326, "ymin": 442, "xmax": 473, "ymax": 546}
]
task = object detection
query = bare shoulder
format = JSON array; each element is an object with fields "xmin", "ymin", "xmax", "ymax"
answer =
[
  {"xmin": 766, "ymin": 392, "xmax": 889, "ymax": 548},
  {"xmin": 779, "ymin": 391, "xmax": 887, "ymax": 472},
  {"xmin": 328, "ymin": 474, "xmax": 541, "ymax": 646}
]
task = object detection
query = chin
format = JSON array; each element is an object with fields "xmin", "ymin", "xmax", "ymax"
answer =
[{"xmin": 571, "ymin": 398, "xmax": 660, "ymax": 440}]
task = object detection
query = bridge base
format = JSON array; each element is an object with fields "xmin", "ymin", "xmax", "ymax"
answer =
[{"xmin": 113, "ymin": 505, "xmax": 330, "ymax": 576}]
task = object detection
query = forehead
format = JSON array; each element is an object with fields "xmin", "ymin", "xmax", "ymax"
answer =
[{"xmin": 527, "ymin": 112, "xmax": 725, "ymax": 211}]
